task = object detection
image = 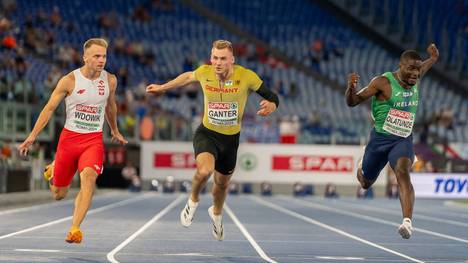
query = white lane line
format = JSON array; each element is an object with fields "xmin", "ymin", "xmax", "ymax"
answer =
[
  {"xmin": 107, "ymin": 195, "xmax": 185, "ymax": 263},
  {"xmin": 327, "ymin": 198, "xmax": 468, "ymax": 228},
  {"xmin": 0, "ymin": 192, "xmax": 121, "ymax": 216},
  {"xmin": 338, "ymin": 198, "xmax": 468, "ymax": 219},
  {"xmin": 14, "ymin": 249, "xmax": 61, "ymax": 253},
  {"xmin": 224, "ymin": 204, "xmax": 278, "ymax": 263},
  {"xmin": 252, "ymin": 196, "xmax": 424, "ymax": 263},
  {"xmin": 0, "ymin": 194, "xmax": 151, "ymax": 240},
  {"xmin": 285, "ymin": 197, "xmax": 468, "ymax": 244},
  {"xmin": 0, "ymin": 199, "xmax": 74, "ymax": 216}
]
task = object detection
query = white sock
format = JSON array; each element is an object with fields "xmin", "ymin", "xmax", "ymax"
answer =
[
  {"xmin": 403, "ymin": 217, "xmax": 412, "ymax": 224},
  {"xmin": 210, "ymin": 207, "xmax": 222, "ymax": 222},
  {"xmin": 188, "ymin": 198, "xmax": 198, "ymax": 208},
  {"xmin": 212, "ymin": 212, "xmax": 222, "ymax": 223}
]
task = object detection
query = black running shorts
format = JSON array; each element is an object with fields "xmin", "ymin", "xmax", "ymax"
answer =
[{"xmin": 193, "ymin": 124, "xmax": 240, "ymax": 175}]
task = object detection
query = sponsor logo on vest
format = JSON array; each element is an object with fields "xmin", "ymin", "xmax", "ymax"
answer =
[
  {"xmin": 207, "ymin": 102, "xmax": 238, "ymax": 126},
  {"xmin": 76, "ymin": 104, "xmax": 98, "ymax": 114},
  {"xmin": 77, "ymin": 89, "xmax": 86, "ymax": 95}
]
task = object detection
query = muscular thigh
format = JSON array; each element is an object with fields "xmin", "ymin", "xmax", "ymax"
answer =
[
  {"xmin": 388, "ymin": 138, "xmax": 414, "ymax": 170},
  {"xmin": 361, "ymin": 138, "xmax": 389, "ymax": 182}
]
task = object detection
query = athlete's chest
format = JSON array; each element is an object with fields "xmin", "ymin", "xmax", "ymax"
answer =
[
  {"xmin": 201, "ymin": 78, "xmax": 247, "ymax": 101},
  {"xmin": 389, "ymin": 86, "xmax": 419, "ymax": 109},
  {"xmin": 69, "ymin": 79, "xmax": 109, "ymax": 105}
]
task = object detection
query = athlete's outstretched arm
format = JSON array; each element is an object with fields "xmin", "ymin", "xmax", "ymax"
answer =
[
  {"xmin": 345, "ymin": 74, "xmax": 386, "ymax": 107},
  {"xmin": 19, "ymin": 75, "xmax": 71, "ymax": 155},
  {"xmin": 420, "ymin": 43, "xmax": 439, "ymax": 77},
  {"xmin": 146, "ymin": 71, "xmax": 197, "ymax": 95},
  {"xmin": 255, "ymin": 84, "xmax": 279, "ymax": 116},
  {"xmin": 105, "ymin": 74, "xmax": 127, "ymax": 145}
]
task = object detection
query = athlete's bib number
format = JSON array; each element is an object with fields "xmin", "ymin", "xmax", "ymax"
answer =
[
  {"xmin": 207, "ymin": 102, "xmax": 238, "ymax": 126},
  {"xmin": 382, "ymin": 108, "xmax": 414, "ymax": 138},
  {"xmin": 72, "ymin": 104, "xmax": 103, "ymax": 132}
]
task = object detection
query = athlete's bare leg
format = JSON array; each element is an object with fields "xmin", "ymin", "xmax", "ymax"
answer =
[
  {"xmin": 180, "ymin": 152, "xmax": 215, "ymax": 227},
  {"xmin": 71, "ymin": 167, "xmax": 98, "ymax": 228},
  {"xmin": 357, "ymin": 168, "xmax": 376, "ymax": 190},
  {"xmin": 394, "ymin": 157, "xmax": 414, "ymax": 219},
  {"xmin": 212, "ymin": 171, "xmax": 232, "ymax": 215},
  {"xmin": 356, "ymin": 157, "xmax": 377, "ymax": 189},
  {"xmin": 51, "ymin": 185, "xmax": 69, "ymax": 200},
  {"xmin": 45, "ymin": 161, "xmax": 69, "ymax": 200},
  {"xmin": 190, "ymin": 152, "xmax": 215, "ymax": 202}
]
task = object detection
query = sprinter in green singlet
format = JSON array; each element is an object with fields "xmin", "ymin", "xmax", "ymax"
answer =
[{"xmin": 345, "ymin": 44, "xmax": 439, "ymax": 239}]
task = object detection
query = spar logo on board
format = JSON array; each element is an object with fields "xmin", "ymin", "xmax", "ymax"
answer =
[
  {"xmin": 272, "ymin": 155, "xmax": 354, "ymax": 172},
  {"xmin": 153, "ymin": 152, "xmax": 196, "ymax": 169}
]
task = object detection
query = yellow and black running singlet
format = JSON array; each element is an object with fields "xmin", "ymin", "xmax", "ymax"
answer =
[{"xmin": 194, "ymin": 64, "xmax": 262, "ymax": 135}]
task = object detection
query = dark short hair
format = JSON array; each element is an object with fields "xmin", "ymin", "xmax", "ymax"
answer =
[{"xmin": 400, "ymin": 50, "xmax": 422, "ymax": 62}]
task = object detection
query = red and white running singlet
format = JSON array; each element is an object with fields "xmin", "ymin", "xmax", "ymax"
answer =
[
  {"xmin": 64, "ymin": 69, "xmax": 109, "ymax": 133},
  {"xmin": 53, "ymin": 69, "xmax": 109, "ymax": 187}
]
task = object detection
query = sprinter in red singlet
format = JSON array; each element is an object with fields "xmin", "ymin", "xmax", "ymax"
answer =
[{"xmin": 19, "ymin": 38, "xmax": 127, "ymax": 244}]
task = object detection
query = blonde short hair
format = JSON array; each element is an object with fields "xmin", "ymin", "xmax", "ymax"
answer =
[
  {"xmin": 83, "ymin": 38, "xmax": 108, "ymax": 52},
  {"xmin": 212, "ymin": 39, "xmax": 233, "ymax": 53}
]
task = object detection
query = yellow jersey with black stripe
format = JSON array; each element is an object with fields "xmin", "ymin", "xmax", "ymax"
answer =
[{"xmin": 194, "ymin": 64, "xmax": 263, "ymax": 135}]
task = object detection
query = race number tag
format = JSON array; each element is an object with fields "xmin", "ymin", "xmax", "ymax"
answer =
[
  {"xmin": 207, "ymin": 102, "xmax": 238, "ymax": 126},
  {"xmin": 382, "ymin": 108, "xmax": 414, "ymax": 137}
]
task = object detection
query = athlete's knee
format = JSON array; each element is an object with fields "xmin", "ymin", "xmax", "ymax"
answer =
[
  {"xmin": 53, "ymin": 193, "xmax": 65, "ymax": 201},
  {"xmin": 196, "ymin": 166, "xmax": 214, "ymax": 178},
  {"xmin": 53, "ymin": 189, "xmax": 68, "ymax": 200},
  {"xmin": 395, "ymin": 166, "xmax": 411, "ymax": 180},
  {"xmin": 80, "ymin": 168, "xmax": 98, "ymax": 184},
  {"xmin": 81, "ymin": 174, "xmax": 97, "ymax": 185},
  {"xmin": 357, "ymin": 169, "xmax": 373, "ymax": 189},
  {"xmin": 361, "ymin": 182, "xmax": 372, "ymax": 190}
]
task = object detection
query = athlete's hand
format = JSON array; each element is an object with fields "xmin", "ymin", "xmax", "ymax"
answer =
[
  {"xmin": 257, "ymin": 100, "xmax": 276, "ymax": 116},
  {"xmin": 111, "ymin": 131, "xmax": 128, "ymax": 145},
  {"xmin": 146, "ymin": 84, "xmax": 165, "ymax": 95},
  {"xmin": 427, "ymin": 43, "xmax": 439, "ymax": 60},
  {"xmin": 347, "ymin": 73, "xmax": 360, "ymax": 89},
  {"xmin": 19, "ymin": 135, "xmax": 35, "ymax": 156}
]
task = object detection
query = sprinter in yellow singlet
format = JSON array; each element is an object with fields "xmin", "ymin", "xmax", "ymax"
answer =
[{"xmin": 146, "ymin": 40, "xmax": 279, "ymax": 241}]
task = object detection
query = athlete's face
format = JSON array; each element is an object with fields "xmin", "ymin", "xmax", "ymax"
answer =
[
  {"xmin": 83, "ymin": 44, "xmax": 107, "ymax": 72},
  {"xmin": 399, "ymin": 59, "xmax": 422, "ymax": 86},
  {"xmin": 210, "ymin": 48, "xmax": 234, "ymax": 75}
]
